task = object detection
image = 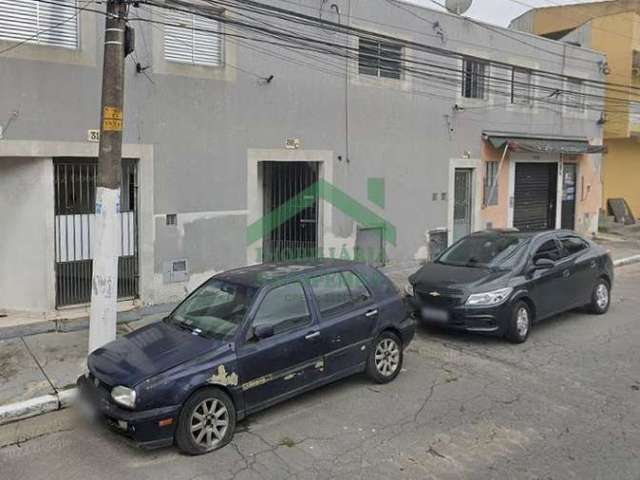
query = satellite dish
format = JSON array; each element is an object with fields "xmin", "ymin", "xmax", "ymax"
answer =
[{"xmin": 445, "ymin": 0, "xmax": 472, "ymax": 15}]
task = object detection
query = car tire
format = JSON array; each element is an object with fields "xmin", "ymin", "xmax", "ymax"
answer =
[
  {"xmin": 175, "ymin": 387, "xmax": 236, "ymax": 455},
  {"xmin": 366, "ymin": 331, "xmax": 403, "ymax": 384},
  {"xmin": 505, "ymin": 301, "xmax": 532, "ymax": 344},
  {"xmin": 588, "ymin": 278, "xmax": 610, "ymax": 315}
]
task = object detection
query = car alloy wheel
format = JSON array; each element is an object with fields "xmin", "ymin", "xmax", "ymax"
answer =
[
  {"xmin": 595, "ymin": 283, "xmax": 609, "ymax": 310},
  {"xmin": 516, "ymin": 306, "xmax": 530, "ymax": 338},
  {"xmin": 190, "ymin": 398, "xmax": 229, "ymax": 449},
  {"xmin": 375, "ymin": 338, "xmax": 400, "ymax": 377}
]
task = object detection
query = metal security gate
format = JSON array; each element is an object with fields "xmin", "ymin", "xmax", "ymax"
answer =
[
  {"xmin": 262, "ymin": 162, "xmax": 319, "ymax": 262},
  {"xmin": 513, "ymin": 162, "xmax": 558, "ymax": 231},
  {"xmin": 453, "ymin": 169, "xmax": 473, "ymax": 242},
  {"xmin": 54, "ymin": 158, "xmax": 139, "ymax": 307},
  {"xmin": 561, "ymin": 163, "xmax": 577, "ymax": 230}
]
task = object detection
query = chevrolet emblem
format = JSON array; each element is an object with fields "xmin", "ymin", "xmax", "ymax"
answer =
[{"xmin": 429, "ymin": 291, "xmax": 441, "ymax": 297}]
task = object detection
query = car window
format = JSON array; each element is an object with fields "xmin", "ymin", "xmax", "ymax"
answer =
[
  {"xmin": 437, "ymin": 234, "xmax": 530, "ymax": 268},
  {"xmin": 168, "ymin": 280, "xmax": 257, "ymax": 340},
  {"xmin": 310, "ymin": 272, "xmax": 353, "ymax": 316},
  {"xmin": 342, "ymin": 271, "xmax": 372, "ymax": 303},
  {"xmin": 533, "ymin": 239, "xmax": 562, "ymax": 262},
  {"xmin": 252, "ymin": 282, "xmax": 311, "ymax": 335},
  {"xmin": 560, "ymin": 236, "xmax": 589, "ymax": 257}
]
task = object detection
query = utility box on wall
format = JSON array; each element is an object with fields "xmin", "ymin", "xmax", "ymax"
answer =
[{"xmin": 163, "ymin": 259, "xmax": 189, "ymax": 284}]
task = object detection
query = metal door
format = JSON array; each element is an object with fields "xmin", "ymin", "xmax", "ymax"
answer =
[
  {"xmin": 54, "ymin": 158, "xmax": 138, "ymax": 307},
  {"xmin": 262, "ymin": 162, "xmax": 319, "ymax": 262},
  {"xmin": 561, "ymin": 163, "xmax": 577, "ymax": 230},
  {"xmin": 453, "ymin": 169, "xmax": 473, "ymax": 242},
  {"xmin": 513, "ymin": 162, "xmax": 558, "ymax": 231}
]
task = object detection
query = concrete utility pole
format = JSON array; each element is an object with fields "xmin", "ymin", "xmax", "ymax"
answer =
[{"xmin": 89, "ymin": 0, "xmax": 129, "ymax": 353}]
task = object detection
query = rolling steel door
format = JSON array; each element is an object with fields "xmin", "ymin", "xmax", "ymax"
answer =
[{"xmin": 513, "ymin": 163, "xmax": 558, "ymax": 231}]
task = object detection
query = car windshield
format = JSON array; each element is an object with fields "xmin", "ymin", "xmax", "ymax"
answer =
[
  {"xmin": 166, "ymin": 279, "xmax": 257, "ymax": 340},
  {"xmin": 437, "ymin": 234, "xmax": 530, "ymax": 269}
]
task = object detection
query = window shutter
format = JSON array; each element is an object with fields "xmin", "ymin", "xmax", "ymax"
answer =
[
  {"xmin": 164, "ymin": 10, "xmax": 223, "ymax": 67},
  {"xmin": 511, "ymin": 67, "xmax": 531, "ymax": 104},
  {"xmin": 164, "ymin": 10, "xmax": 195, "ymax": 63},
  {"xmin": 0, "ymin": 0, "xmax": 78, "ymax": 49},
  {"xmin": 193, "ymin": 14, "xmax": 222, "ymax": 66}
]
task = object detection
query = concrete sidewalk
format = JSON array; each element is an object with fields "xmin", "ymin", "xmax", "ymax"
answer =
[
  {"xmin": 0, "ymin": 314, "xmax": 162, "ymax": 424},
  {"xmin": 1, "ymin": 237, "xmax": 639, "ymax": 425}
]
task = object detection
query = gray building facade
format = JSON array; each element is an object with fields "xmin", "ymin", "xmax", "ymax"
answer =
[{"xmin": 0, "ymin": 0, "xmax": 605, "ymax": 317}]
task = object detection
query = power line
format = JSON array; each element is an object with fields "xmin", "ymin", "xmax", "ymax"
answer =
[
  {"xmin": 184, "ymin": 0, "xmax": 640, "ymax": 98},
  {"xmin": 140, "ymin": 0, "xmax": 640, "ymax": 113}
]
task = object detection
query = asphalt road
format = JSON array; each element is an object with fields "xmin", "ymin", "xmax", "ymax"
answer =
[{"xmin": 2, "ymin": 264, "xmax": 639, "ymax": 480}]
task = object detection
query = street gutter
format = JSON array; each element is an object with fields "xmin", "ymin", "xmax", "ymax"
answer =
[{"xmin": 1, "ymin": 255, "xmax": 640, "ymax": 427}]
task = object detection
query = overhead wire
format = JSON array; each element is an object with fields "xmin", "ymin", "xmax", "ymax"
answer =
[{"xmin": 139, "ymin": 0, "xmax": 640, "ymax": 114}]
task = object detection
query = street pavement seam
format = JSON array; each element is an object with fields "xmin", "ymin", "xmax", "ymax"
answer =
[{"xmin": 1, "ymin": 254, "xmax": 639, "ymax": 427}]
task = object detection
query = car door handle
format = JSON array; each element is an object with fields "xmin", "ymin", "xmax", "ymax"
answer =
[
  {"xmin": 562, "ymin": 269, "xmax": 571, "ymax": 278},
  {"xmin": 365, "ymin": 309, "xmax": 379, "ymax": 318},
  {"xmin": 305, "ymin": 331, "xmax": 320, "ymax": 340}
]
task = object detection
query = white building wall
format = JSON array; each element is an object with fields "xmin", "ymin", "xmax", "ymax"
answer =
[{"xmin": 0, "ymin": 157, "xmax": 55, "ymax": 312}]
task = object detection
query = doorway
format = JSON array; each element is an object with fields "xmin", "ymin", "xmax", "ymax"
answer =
[
  {"xmin": 453, "ymin": 168, "xmax": 473, "ymax": 242},
  {"xmin": 262, "ymin": 161, "xmax": 319, "ymax": 262},
  {"xmin": 513, "ymin": 162, "xmax": 558, "ymax": 231},
  {"xmin": 561, "ymin": 163, "xmax": 577, "ymax": 230}
]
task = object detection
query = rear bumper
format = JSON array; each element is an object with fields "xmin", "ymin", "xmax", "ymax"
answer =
[
  {"xmin": 77, "ymin": 375, "xmax": 180, "ymax": 449},
  {"xmin": 406, "ymin": 295, "xmax": 511, "ymax": 336}
]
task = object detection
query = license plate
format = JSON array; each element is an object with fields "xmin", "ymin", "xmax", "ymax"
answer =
[
  {"xmin": 77, "ymin": 394, "xmax": 98, "ymax": 421},
  {"xmin": 421, "ymin": 306, "xmax": 449, "ymax": 323}
]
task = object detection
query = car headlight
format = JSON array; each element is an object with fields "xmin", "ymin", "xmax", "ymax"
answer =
[
  {"xmin": 404, "ymin": 283, "xmax": 414, "ymax": 296},
  {"xmin": 111, "ymin": 386, "xmax": 136, "ymax": 408},
  {"xmin": 465, "ymin": 287, "xmax": 513, "ymax": 306}
]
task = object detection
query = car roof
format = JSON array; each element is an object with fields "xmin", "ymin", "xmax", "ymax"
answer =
[
  {"xmin": 215, "ymin": 259, "xmax": 364, "ymax": 288},
  {"xmin": 469, "ymin": 229, "xmax": 581, "ymax": 240}
]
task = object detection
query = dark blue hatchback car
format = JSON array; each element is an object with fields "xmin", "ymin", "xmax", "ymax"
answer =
[{"xmin": 78, "ymin": 260, "xmax": 415, "ymax": 455}]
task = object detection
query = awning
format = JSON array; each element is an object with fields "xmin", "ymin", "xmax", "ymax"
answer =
[{"xmin": 483, "ymin": 131, "xmax": 606, "ymax": 155}]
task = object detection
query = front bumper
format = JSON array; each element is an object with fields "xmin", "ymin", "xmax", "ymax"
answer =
[
  {"xmin": 406, "ymin": 295, "xmax": 511, "ymax": 335},
  {"xmin": 77, "ymin": 375, "xmax": 180, "ymax": 449}
]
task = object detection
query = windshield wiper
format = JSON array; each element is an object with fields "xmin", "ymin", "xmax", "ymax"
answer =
[{"xmin": 167, "ymin": 317, "xmax": 203, "ymax": 336}]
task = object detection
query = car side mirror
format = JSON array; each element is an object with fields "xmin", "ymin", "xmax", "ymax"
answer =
[
  {"xmin": 533, "ymin": 258, "xmax": 555, "ymax": 270},
  {"xmin": 253, "ymin": 324, "xmax": 275, "ymax": 340}
]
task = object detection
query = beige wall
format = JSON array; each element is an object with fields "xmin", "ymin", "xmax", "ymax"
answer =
[
  {"xmin": 479, "ymin": 144, "xmax": 602, "ymax": 235},
  {"xmin": 603, "ymin": 137, "xmax": 640, "ymax": 216}
]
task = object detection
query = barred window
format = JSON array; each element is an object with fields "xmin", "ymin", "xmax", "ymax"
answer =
[
  {"xmin": 564, "ymin": 77, "xmax": 585, "ymax": 112},
  {"xmin": 462, "ymin": 58, "xmax": 487, "ymax": 99},
  {"xmin": 511, "ymin": 67, "xmax": 532, "ymax": 104},
  {"xmin": 358, "ymin": 38, "xmax": 402, "ymax": 79},
  {"xmin": 484, "ymin": 161, "xmax": 499, "ymax": 206},
  {"xmin": 164, "ymin": 8, "xmax": 223, "ymax": 67},
  {"xmin": 0, "ymin": 0, "xmax": 78, "ymax": 49}
]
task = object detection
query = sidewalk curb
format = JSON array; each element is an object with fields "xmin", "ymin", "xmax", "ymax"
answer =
[
  {"xmin": 2, "ymin": 254, "xmax": 640, "ymax": 427},
  {"xmin": 613, "ymin": 254, "xmax": 640, "ymax": 268},
  {"xmin": 0, "ymin": 388, "xmax": 78, "ymax": 426},
  {"xmin": 0, "ymin": 303, "xmax": 176, "ymax": 341}
]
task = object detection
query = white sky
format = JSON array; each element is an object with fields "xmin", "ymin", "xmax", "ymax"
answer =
[{"xmin": 409, "ymin": 0, "xmax": 596, "ymax": 27}]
